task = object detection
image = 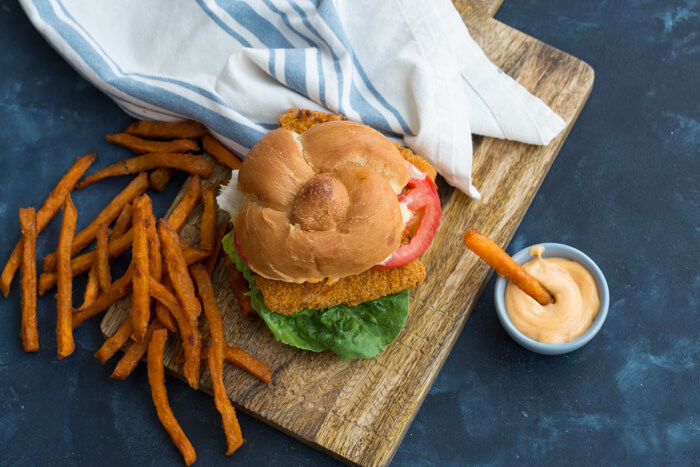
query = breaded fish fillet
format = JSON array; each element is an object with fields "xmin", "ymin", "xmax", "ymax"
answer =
[
  {"xmin": 254, "ymin": 260, "xmax": 426, "ymax": 315},
  {"xmin": 249, "ymin": 109, "xmax": 435, "ymax": 314}
]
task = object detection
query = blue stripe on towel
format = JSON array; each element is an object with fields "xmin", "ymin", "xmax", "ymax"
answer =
[
  {"xmin": 284, "ymin": 48, "xmax": 307, "ymax": 96},
  {"xmin": 289, "ymin": 0, "xmax": 392, "ymax": 130},
  {"xmin": 195, "ymin": 0, "xmax": 252, "ymax": 47},
  {"xmin": 261, "ymin": 0, "xmax": 327, "ymax": 106},
  {"xmin": 213, "ymin": 0, "xmax": 294, "ymax": 48},
  {"xmin": 288, "ymin": 1, "xmax": 345, "ymax": 113},
  {"xmin": 314, "ymin": 0, "xmax": 412, "ymax": 134},
  {"xmin": 40, "ymin": 0, "xmax": 265, "ymax": 149}
]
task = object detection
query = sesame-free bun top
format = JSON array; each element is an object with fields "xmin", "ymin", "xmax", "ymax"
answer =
[{"xmin": 234, "ymin": 120, "xmax": 410, "ymax": 283}]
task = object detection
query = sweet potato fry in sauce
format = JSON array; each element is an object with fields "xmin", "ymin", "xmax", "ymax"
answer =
[
  {"xmin": 56, "ymin": 196, "xmax": 77, "ymax": 359},
  {"xmin": 149, "ymin": 167, "xmax": 176, "ymax": 192},
  {"xmin": 19, "ymin": 207, "xmax": 38, "ymax": 352},
  {"xmin": 106, "ymin": 133, "xmax": 199, "ymax": 155},
  {"xmin": 147, "ymin": 328, "xmax": 197, "ymax": 466},
  {"xmin": 126, "ymin": 119, "xmax": 207, "ymax": 140},
  {"xmin": 94, "ymin": 318, "xmax": 133, "ymax": 364},
  {"xmin": 463, "ymin": 229, "xmax": 555, "ymax": 306},
  {"xmin": 43, "ymin": 172, "xmax": 148, "ymax": 272},
  {"xmin": 1, "ymin": 152, "xmax": 95, "ymax": 297},
  {"xmin": 76, "ymin": 153, "xmax": 213, "ymax": 189},
  {"xmin": 202, "ymin": 134, "xmax": 242, "ymax": 170},
  {"xmin": 191, "ymin": 264, "xmax": 243, "ymax": 455},
  {"xmin": 131, "ymin": 195, "xmax": 152, "ymax": 341}
]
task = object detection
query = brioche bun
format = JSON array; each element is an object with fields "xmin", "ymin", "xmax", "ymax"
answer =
[{"xmin": 234, "ymin": 121, "xmax": 410, "ymax": 283}]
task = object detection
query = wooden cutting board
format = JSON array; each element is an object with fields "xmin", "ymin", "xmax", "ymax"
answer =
[{"xmin": 101, "ymin": 2, "xmax": 594, "ymax": 465}]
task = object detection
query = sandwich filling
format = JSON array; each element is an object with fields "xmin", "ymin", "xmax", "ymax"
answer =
[{"xmin": 217, "ymin": 109, "xmax": 442, "ymax": 359}]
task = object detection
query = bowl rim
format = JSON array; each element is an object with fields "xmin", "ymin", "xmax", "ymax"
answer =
[{"xmin": 493, "ymin": 242, "xmax": 609, "ymax": 355}]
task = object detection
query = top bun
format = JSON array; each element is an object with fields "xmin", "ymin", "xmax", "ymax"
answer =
[{"xmin": 234, "ymin": 120, "xmax": 410, "ymax": 283}]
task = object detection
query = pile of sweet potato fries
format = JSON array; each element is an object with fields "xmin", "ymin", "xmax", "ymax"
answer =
[{"xmin": 1, "ymin": 120, "xmax": 272, "ymax": 465}]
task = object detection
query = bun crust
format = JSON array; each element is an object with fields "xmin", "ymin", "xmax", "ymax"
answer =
[{"xmin": 234, "ymin": 121, "xmax": 410, "ymax": 283}]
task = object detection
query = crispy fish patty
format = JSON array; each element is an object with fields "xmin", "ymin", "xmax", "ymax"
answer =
[{"xmin": 254, "ymin": 259, "xmax": 426, "ymax": 315}]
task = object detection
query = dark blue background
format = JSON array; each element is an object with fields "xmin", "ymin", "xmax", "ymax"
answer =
[{"xmin": 1, "ymin": 1, "xmax": 698, "ymax": 465}]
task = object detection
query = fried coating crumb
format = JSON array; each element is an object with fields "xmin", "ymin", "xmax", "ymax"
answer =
[
  {"xmin": 254, "ymin": 260, "xmax": 426, "ymax": 315},
  {"xmin": 279, "ymin": 108, "xmax": 346, "ymax": 134},
  {"xmin": 395, "ymin": 145, "xmax": 437, "ymax": 182},
  {"xmin": 280, "ymin": 108, "xmax": 436, "ymax": 181}
]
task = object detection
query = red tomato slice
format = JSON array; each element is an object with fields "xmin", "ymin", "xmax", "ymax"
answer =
[{"xmin": 374, "ymin": 174, "xmax": 442, "ymax": 269}]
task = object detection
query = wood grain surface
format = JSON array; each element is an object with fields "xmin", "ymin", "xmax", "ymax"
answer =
[{"xmin": 101, "ymin": 2, "xmax": 594, "ymax": 465}]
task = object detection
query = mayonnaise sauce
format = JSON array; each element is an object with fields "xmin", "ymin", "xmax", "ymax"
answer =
[{"xmin": 504, "ymin": 246, "xmax": 600, "ymax": 344}]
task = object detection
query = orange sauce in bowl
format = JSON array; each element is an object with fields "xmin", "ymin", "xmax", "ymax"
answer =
[{"xmin": 504, "ymin": 246, "xmax": 600, "ymax": 344}]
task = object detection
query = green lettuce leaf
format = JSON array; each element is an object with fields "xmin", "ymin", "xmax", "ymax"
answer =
[{"xmin": 222, "ymin": 233, "xmax": 409, "ymax": 360}]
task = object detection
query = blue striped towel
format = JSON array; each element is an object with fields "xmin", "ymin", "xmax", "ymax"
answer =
[{"xmin": 20, "ymin": 0, "xmax": 566, "ymax": 199}]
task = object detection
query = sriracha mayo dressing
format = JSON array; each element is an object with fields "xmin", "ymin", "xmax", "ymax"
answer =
[{"xmin": 504, "ymin": 245, "xmax": 600, "ymax": 344}]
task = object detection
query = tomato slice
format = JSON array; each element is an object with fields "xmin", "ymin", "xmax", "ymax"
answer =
[{"xmin": 374, "ymin": 172, "xmax": 442, "ymax": 269}]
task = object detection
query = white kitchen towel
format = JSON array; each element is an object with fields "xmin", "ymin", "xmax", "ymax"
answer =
[{"xmin": 19, "ymin": 0, "xmax": 566, "ymax": 199}]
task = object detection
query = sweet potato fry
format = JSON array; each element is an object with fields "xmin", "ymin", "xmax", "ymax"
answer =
[
  {"xmin": 96, "ymin": 224, "xmax": 112, "ymax": 291},
  {"xmin": 76, "ymin": 153, "xmax": 213, "ymax": 189},
  {"xmin": 224, "ymin": 254, "xmax": 256, "ymax": 318},
  {"xmin": 106, "ymin": 133, "xmax": 199, "ymax": 155},
  {"xmin": 148, "ymin": 276, "xmax": 200, "ymax": 384},
  {"xmin": 43, "ymin": 172, "xmax": 148, "ymax": 272},
  {"xmin": 191, "ymin": 264, "xmax": 243, "ymax": 454},
  {"xmin": 146, "ymin": 205, "xmax": 162, "ymax": 282},
  {"xmin": 153, "ymin": 274, "xmax": 177, "ymax": 333},
  {"xmin": 159, "ymin": 221, "xmax": 201, "ymax": 320},
  {"xmin": 175, "ymin": 345, "xmax": 273, "ymax": 384},
  {"xmin": 72, "ymin": 264, "xmax": 134, "ymax": 329},
  {"xmin": 1, "ymin": 152, "xmax": 95, "ymax": 297},
  {"xmin": 79, "ymin": 263, "xmax": 99, "ymax": 310},
  {"xmin": 182, "ymin": 248, "xmax": 211, "ymax": 265},
  {"xmin": 94, "ymin": 318, "xmax": 133, "ymax": 364},
  {"xmin": 159, "ymin": 219, "xmax": 201, "ymax": 388},
  {"xmin": 167, "ymin": 175, "xmax": 201, "ymax": 232},
  {"xmin": 19, "ymin": 208, "xmax": 38, "ymax": 352},
  {"xmin": 205, "ymin": 223, "xmax": 228, "ymax": 275},
  {"xmin": 112, "ymin": 203, "xmax": 132, "ymax": 239},
  {"xmin": 126, "ymin": 119, "xmax": 207, "ymax": 140},
  {"xmin": 154, "ymin": 301, "xmax": 176, "ymax": 333},
  {"xmin": 463, "ymin": 229, "xmax": 555, "ymax": 306},
  {"xmin": 111, "ymin": 319, "xmax": 162, "ymax": 380},
  {"xmin": 38, "ymin": 228, "xmax": 134, "ymax": 295},
  {"xmin": 149, "ymin": 167, "xmax": 176, "ymax": 192},
  {"xmin": 202, "ymin": 134, "xmax": 242, "ymax": 170},
  {"xmin": 57, "ymin": 196, "xmax": 77, "ymax": 359},
  {"xmin": 146, "ymin": 328, "xmax": 197, "ymax": 466},
  {"xmin": 68, "ymin": 246, "xmax": 208, "ymax": 328},
  {"xmin": 131, "ymin": 195, "xmax": 152, "ymax": 341},
  {"xmin": 196, "ymin": 346, "xmax": 273, "ymax": 384},
  {"xmin": 199, "ymin": 183, "xmax": 217, "ymax": 252}
]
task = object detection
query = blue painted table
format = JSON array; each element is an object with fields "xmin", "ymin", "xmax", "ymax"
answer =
[{"xmin": 1, "ymin": 1, "xmax": 698, "ymax": 465}]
